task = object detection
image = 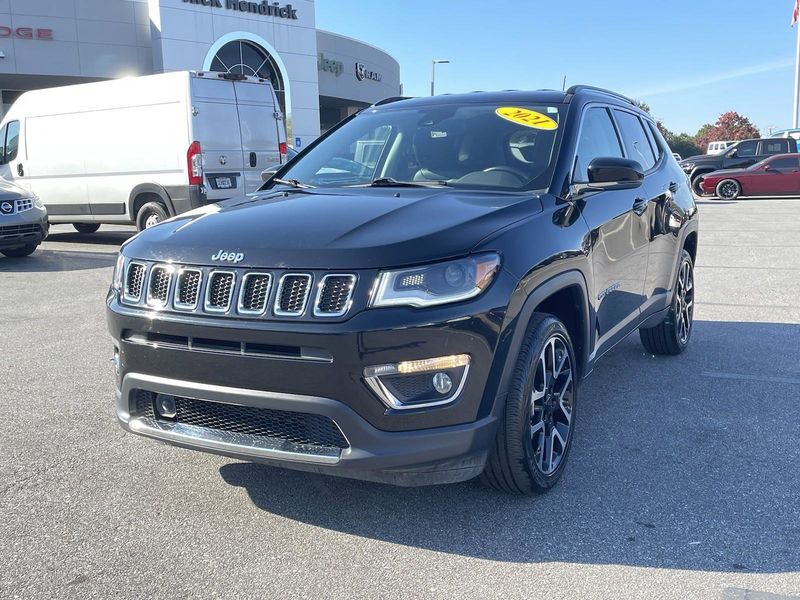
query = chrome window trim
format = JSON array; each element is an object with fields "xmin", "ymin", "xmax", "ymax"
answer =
[
  {"xmin": 173, "ymin": 268, "xmax": 203, "ymax": 312},
  {"xmin": 122, "ymin": 261, "xmax": 147, "ymax": 304},
  {"xmin": 145, "ymin": 264, "xmax": 174, "ymax": 309},
  {"xmin": 274, "ymin": 273, "xmax": 313, "ymax": 316},
  {"xmin": 237, "ymin": 272, "xmax": 273, "ymax": 316},
  {"xmin": 204, "ymin": 270, "xmax": 237, "ymax": 314},
  {"xmin": 363, "ymin": 362, "xmax": 471, "ymax": 411},
  {"xmin": 313, "ymin": 274, "xmax": 357, "ymax": 318}
]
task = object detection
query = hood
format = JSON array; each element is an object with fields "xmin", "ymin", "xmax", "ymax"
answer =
[
  {"xmin": 122, "ymin": 187, "xmax": 543, "ymax": 269},
  {"xmin": 682, "ymin": 154, "xmax": 717, "ymax": 164},
  {"xmin": 702, "ymin": 167, "xmax": 747, "ymax": 178},
  {"xmin": 0, "ymin": 177, "xmax": 31, "ymax": 201}
]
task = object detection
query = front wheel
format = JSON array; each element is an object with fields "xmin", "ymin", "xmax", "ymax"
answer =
[
  {"xmin": 1, "ymin": 243, "xmax": 38, "ymax": 258},
  {"xmin": 73, "ymin": 223, "xmax": 100, "ymax": 234},
  {"xmin": 639, "ymin": 249, "xmax": 695, "ymax": 355},
  {"xmin": 135, "ymin": 202, "xmax": 168, "ymax": 232},
  {"xmin": 482, "ymin": 314, "xmax": 577, "ymax": 494},
  {"xmin": 691, "ymin": 175, "xmax": 708, "ymax": 196},
  {"xmin": 715, "ymin": 178, "xmax": 741, "ymax": 200}
]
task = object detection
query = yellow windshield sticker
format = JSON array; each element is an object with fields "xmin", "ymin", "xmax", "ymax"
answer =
[{"xmin": 495, "ymin": 107, "xmax": 558, "ymax": 130}]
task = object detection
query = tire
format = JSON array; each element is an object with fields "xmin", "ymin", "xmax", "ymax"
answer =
[
  {"xmin": 135, "ymin": 202, "xmax": 168, "ymax": 232},
  {"xmin": 715, "ymin": 178, "xmax": 741, "ymax": 200},
  {"xmin": 482, "ymin": 313, "xmax": 578, "ymax": 494},
  {"xmin": 691, "ymin": 174, "xmax": 709, "ymax": 196},
  {"xmin": 639, "ymin": 249, "xmax": 695, "ymax": 355},
  {"xmin": 1, "ymin": 243, "xmax": 37, "ymax": 258},
  {"xmin": 73, "ymin": 223, "xmax": 100, "ymax": 234}
]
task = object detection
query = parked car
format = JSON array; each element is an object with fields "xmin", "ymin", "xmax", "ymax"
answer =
[
  {"xmin": 699, "ymin": 153, "xmax": 800, "ymax": 199},
  {"xmin": 680, "ymin": 137, "xmax": 798, "ymax": 195},
  {"xmin": 769, "ymin": 128, "xmax": 800, "ymax": 140},
  {"xmin": 706, "ymin": 141, "xmax": 734, "ymax": 155},
  {"xmin": 0, "ymin": 71, "xmax": 286, "ymax": 232},
  {"xmin": 0, "ymin": 178, "xmax": 48, "ymax": 258},
  {"xmin": 672, "ymin": 152, "xmax": 682, "ymax": 161},
  {"xmin": 107, "ymin": 86, "xmax": 698, "ymax": 494}
]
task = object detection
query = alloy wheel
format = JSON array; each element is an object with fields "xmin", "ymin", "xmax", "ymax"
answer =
[
  {"xmin": 529, "ymin": 334, "xmax": 574, "ymax": 475},
  {"xmin": 717, "ymin": 180, "xmax": 739, "ymax": 199},
  {"xmin": 675, "ymin": 259, "xmax": 694, "ymax": 344}
]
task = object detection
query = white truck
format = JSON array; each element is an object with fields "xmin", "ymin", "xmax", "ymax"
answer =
[{"xmin": 0, "ymin": 71, "xmax": 286, "ymax": 232}]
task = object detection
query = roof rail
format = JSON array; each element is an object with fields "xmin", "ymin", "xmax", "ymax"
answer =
[
  {"xmin": 373, "ymin": 96, "xmax": 411, "ymax": 106},
  {"xmin": 565, "ymin": 85, "xmax": 635, "ymax": 106}
]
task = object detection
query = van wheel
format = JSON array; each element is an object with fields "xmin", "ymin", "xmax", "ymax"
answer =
[
  {"xmin": 481, "ymin": 313, "xmax": 577, "ymax": 494},
  {"xmin": 136, "ymin": 202, "xmax": 168, "ymax": 231},
  {"xmin": 73, "ymin": 223, "xmax": 100, "ymax": 234},
  {"xmin": 2, "ymin": 244, "xmax": 37, "ymax": 258}
]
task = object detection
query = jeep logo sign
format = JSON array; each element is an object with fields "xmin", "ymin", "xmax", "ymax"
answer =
[
  {"xmin": 211, "ymin": 250, "xmax": 245, "ymax": 263},
  {"xmin": 355, "ymin": 63, "xmax": 382, "ymax": 83}
]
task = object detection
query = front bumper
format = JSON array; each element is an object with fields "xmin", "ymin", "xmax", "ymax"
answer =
[
  {"xmin": 107, "ymin": 269, "xmax": 516, "ymax": 485},
  {"xmin": 0, "ymin": 207, "xmax": 48, "ymax": 250}
]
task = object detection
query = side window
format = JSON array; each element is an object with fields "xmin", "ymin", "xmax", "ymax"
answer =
[
  {"xmin": 645, "ymin": 122, "xmax": 664, "ymax": 159},
  {"xmin": 0, "ymin": 125, "xmax": 6, "ymax": 165},
  {"xmin": 735, "ymin": 141, "xmax": 758, "ymax": 157},
  {"xmin": 574, "ymin": 107, "xmax": 623, "ymax": 182},
  {"xmin": 613, "ymin": 110, "xmax": 656, "ymax": 170},
  {"xmin": 5, "ymin": 121, "xmax": 19, "ymax": 163},
  {"xmin": 761, "ymin": 140, "xmax": 787, "ymax": 155},
  {"xmin": 767, "ymin": 156, "xmax": 798, "ymax": 171}
]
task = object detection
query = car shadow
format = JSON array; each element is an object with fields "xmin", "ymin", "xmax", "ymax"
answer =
[
  {"xmin": 45, "ymin": 228, "xmax": 135, "ymax": 246},
  {"xmin": 219, "ymin": 319, "xmax": 800, "ymax": 574},
  {"xmin": 0, "ymin": 248, "xmax": 117, "ymax": 272}
]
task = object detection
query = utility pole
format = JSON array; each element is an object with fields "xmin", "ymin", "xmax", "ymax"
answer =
[{"xmin": 431, "ymin": 59, "xmax": 450, "ymax": 96}]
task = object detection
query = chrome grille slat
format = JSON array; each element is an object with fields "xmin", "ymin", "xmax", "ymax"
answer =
[
  {"xmin": 275, "ymin": 274, "xmax": 312, "ymax": 316},
  {"xmin": 314, "ymin": 274, "xmax": 356, "ymax": 317},
  {"xmin": 146, "ymin": 265, "xmax": 173, "ymax": 308},
  {"xmin": 204, "ymin": 271, "xmax": 236, "ymax": 313},
  {"xmin": 238, "ymin": 272, "xmax": 272, "ymax": 315},
  {"xmin": 16, "ymin": 199, "xmax": 33, "ymax": 213},
  {"xmin": 174, "ymin": 269, "xmax": 202, "ymax": 311},
  {"xmin": 123, "ymin": 262, "xmax": 147, "ymax": 303}
]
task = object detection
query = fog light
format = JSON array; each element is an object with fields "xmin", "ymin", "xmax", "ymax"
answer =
[
  {"xmin": 112, "ymin": 348, "xmax": 121, "ymax": 377},
  {"xmin": 155, "ymin": 394, "xmax": 177, "ymax": 419},
  {"xmin": 432, "ymin": 372, "xmax": 453, "ymax": 395}
]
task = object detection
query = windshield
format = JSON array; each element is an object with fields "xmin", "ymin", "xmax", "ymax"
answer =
[{"xmin": 276, "ymin": 102, "xmax": 565, "ymax": 191}]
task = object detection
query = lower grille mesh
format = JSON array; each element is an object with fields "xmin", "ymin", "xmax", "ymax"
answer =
[
  {"xmin": 135, "ymin": 390, "xmax": 348, "ymax": 449},
  {"xmin": 0, "ymin": 224, "xmax": 40, "ymax": 237}
]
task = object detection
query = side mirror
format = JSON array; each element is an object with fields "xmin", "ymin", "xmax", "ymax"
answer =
[
  {"xmin": 584, "ymin": 157, "xmax": 644, "ymax": 190},
  {"xmin": 728, "ymin": 148, "xmax": 737, "ymax": 157}
]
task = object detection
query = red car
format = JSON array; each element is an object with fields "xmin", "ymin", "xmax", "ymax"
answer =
[{"xmin": 700, "ymin": 153, "xmax": 800, "ymax": 199}]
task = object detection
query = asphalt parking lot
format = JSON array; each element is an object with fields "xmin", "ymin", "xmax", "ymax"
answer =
[{"xmin": 1, "ymin": 198, "xmax": 799, "ymax": 600}]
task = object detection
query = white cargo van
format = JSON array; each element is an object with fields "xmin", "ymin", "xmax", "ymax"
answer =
[{"xmin": 0, "ymin": 71, "xmax": 286, "ymax": 231}]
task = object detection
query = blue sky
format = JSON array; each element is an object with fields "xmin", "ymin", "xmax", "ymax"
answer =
[{"xmin": 316, "ymin": 0, "xmax": 800, "ymax": 135}]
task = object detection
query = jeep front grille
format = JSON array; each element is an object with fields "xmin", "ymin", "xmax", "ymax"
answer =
[
  {"xmin": 118, "ymin": 262, "xmax": 357, "ymax": 320},
  {"xmin": 174, "ymin": 269, "xmax": 202, "ymax": 310},
  {"xmin": 124, "ymin": 262, "xmax": 146, "ymax": 302},
  {"xmin": 205, "ymin": 271, "xmax": 235, "ymax": 312},
  {"xmin": 315, "ymin": 275, "xmax": 356, "ymax": 317},
  {"xmin": 238, "ymin": 273, "xmax": 272, "ymax": 315},
  {"xmin": 275, "ymin": 274, "xmax": 312, "ymax": 316},
  {"xmin": 147, "ymin": 266, "xmax": 172, "ymax": 308}
]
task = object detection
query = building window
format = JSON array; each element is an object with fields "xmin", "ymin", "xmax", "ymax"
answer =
[{"xmin": 210, "ymin": 40, "xmax": 285, "ymax": 113}]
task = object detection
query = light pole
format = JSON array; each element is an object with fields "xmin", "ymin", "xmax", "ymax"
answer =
[{"xmin": 431, "ymin": 59, "xmax": 450, "ymax": 96}]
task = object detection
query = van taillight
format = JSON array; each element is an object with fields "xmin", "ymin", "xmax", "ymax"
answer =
[
  {"xmin": 187, "ymin": 141, "xmax": 203, "ymax": 186},
  {"xmin": 279, "ymin": 142, "xmax": 287, "ymax": 157}
]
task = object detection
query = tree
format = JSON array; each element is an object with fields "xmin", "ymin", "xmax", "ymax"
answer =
[
  {"xmin": 634, "ymin": 99, "xmax": 651, "ymax": 114},
  {"xmin": 695, "ymin": 112, "xmax": 760, "ymax": 151},
  {"xmin": 656, "ymin": 121, "xmax": 701, "ymax": 158}
]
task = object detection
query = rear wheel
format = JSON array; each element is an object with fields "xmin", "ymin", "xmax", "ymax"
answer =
[
  {"xmin": 73, "ymin": 223, "xmax": 100, "ymax": 234},
  {"xmin": 135, "ymin": 202, "xmax": 168, "ymax": 231},
  {"xmin": 691, "ymin": 174, "xmax": 709, "ymax": 196},
  {"xmin": 1, "ymin": 243, "xmax": 37, "ymax": 258},
  {"xmin": 639, "ymin": 249, "xmax": 695, "ymax": 355},
  {"xmin": 715, "ymin": 178, "xmax": 741, "ymax": 200},
  {"xmin": 482, "ymin": 314, "xmax": 577, "ymax": 494}
]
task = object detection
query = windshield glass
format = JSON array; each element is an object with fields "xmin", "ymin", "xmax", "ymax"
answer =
[{"xmin": 277, "ymin": 102, "xmax": 565, "ymax": 191}]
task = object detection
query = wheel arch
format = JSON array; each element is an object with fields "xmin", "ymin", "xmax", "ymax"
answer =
[
  {"xmin": 479, "ymin": 270, "xmax": 591, "ymax": 420},
  {"xmin": 128, "ymin": 184, "xmax": 175, "ymax": 220}
]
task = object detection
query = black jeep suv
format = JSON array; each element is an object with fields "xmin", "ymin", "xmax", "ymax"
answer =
[
  {"xmin": 107, "ymin": 86, "xmax": 698, "ymax": 494},
  {"xmin": 680, "ymin": 137, "xmax": 798, "ymax": 195}
]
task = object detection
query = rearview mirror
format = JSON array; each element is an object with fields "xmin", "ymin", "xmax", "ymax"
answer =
[{"xmin": 584, "ymin": 157, "xmax": 644, "ymax": 190}]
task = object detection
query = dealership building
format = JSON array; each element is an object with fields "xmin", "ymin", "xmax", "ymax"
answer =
[{"xmin": 0, "ymin": 0, "xmax": 401, "ymax": 147}]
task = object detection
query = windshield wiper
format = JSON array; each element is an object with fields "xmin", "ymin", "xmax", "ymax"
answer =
[
  {"xmin": 273, "ymin": 178, "xmax": 315, "ymax": 189},
  {"xmin": 369, "ymin": 177, "xmax": 448, "ymax": 187}
]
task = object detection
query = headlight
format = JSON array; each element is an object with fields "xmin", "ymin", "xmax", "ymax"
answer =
[
  {"xmin": 112, "ymin": 253, "xmax": 125, "ymax": 291},
  {"xmin": 681, "ymin": 162, "xmax": 694, "ymax": 170},
  {"xmin": 369, "ymin": 254, "xmax": 500, "ymax": 308},
  {"xmin": 32, "ymin": 194, "xmax": 44, "ymax": 209}
]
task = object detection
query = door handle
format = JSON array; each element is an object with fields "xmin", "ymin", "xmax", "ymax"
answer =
[
  {"xmin": 668, "ymin": 180, "xmax": 679, "ymax": 193},
  {"xmin": 249, "ymin": 152, "xmax": 257, "ymax": 168},
  {"xmin": 16, "ymin": 163, "xmax": 24, "ymax": 177},
  {"xmin": 632, "ymin": 197, "xmax": 649, "ymax": 216}
]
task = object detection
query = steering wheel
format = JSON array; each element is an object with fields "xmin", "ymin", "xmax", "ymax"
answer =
[{"xmin": 482, "ymin": 166, "xmax": 530, "ymax": 182}]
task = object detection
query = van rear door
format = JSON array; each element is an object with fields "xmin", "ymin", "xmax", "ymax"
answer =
[
  {"xmin": 232, "ymin": 79, "xmax": 283, "ymax": 194},
  {"xmin": 190, "ymin": 76, "xmax": 245, "ymax": 202}
]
